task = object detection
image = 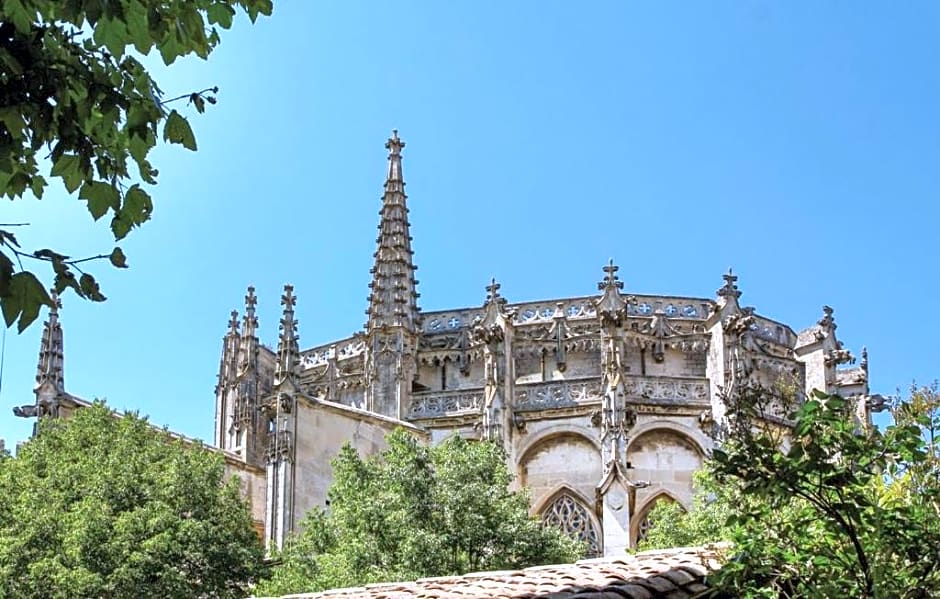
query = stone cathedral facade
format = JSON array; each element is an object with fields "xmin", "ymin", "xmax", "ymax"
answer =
[{"xmin": 18, "ymin": 132, "xmax": 876, "ymax": 557}]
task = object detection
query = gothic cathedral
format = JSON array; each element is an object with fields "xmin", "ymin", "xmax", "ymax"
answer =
[{"xmin": 20, "ymin": 132, "xmax": 876, "ymax": 557}]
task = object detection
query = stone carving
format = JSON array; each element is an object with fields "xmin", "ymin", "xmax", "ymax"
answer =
[
  {"xmin": 514, "ymin": 379, "xmax": 603, "ymax": 410},
  {"xmin": 408, "ymin": 391, "xmax": 484, "ymax": 418},
  {"xmin": 824, "ymin": 347, "xmax": 855, "ymax": 367},
  {"xmin": 266, "ymin": 430, "xmax": 293, "ymax": 461},
  {"xmin": 621, "ymin": 376, "xmax": 710, "ymax": 403}
]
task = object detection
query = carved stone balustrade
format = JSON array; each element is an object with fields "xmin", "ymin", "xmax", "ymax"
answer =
[{"xmin": 408, "ymin": 390, "xmax": 484, "ymax": 419}]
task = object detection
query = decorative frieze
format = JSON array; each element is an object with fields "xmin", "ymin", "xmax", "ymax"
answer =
[
  {"xmin": 515, "ymin": 379, "xmax": 604, "ymax": 411},
  {"xmin": 408, "ymin": 390, "xmax": 484, "ymax": 419},
  {"xmin": 621, "ymin": 377, "xmax": 710, "ymax": 404}
]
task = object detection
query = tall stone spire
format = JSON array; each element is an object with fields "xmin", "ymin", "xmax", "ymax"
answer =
[
  {"xmin": 366, "ymin": 130, "xmax": 420, "ymax": 332},
  {"xmin": 35, "ymin": 292, "xmax": 64, "ymax": 395},
  {"xmin": 275, "ymin": 285, "xmax": 300, "ymax": 387}
]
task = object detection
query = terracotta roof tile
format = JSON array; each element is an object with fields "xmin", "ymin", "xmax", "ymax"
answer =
[{"xmin": 265, "ymin": 545, "xmax": 725, "ymax": 599}]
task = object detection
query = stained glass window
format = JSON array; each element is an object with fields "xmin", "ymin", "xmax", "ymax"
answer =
[{"xmin": 541, "ymin": 492, "xmax": 601, "ymax": 557}]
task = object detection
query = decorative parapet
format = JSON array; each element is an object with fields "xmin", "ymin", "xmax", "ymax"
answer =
[
  {"xmin": 621, "ymin": 376, "xmax": 710, "ymax": 405},
  {"xmin": 409, "ymin": 376, "xmax": 711, "ymax": 419},
  {"xmin": 422, "ymin": 296, "xmax": 717, "ymax": 336},
  {"xmin": 408, "ymin": 390, "xmax": 484, "ymax": 419},
  {"xmin": 515, "ymin": 378, "xmax": 604, "ymax": 411},
  {"xmin": 301, "ymin": 337, "xmax": 366, "ymax": 368}
]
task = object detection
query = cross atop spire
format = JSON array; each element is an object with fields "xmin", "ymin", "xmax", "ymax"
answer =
[
  {"xmin": 598, "ymin": 259, "xmax": 624, "ymax": 292},
  {"xmin": 717, "ymin": 268, "xmax": 742, "ymax": 300},
  {"xmin": 595, "ymin": 259, "xmax": 628, "ymax": 322},
  {"xmin": 366, "ymin": 131, "xmax": 420, "ymax": 331},
  {"xmin": 275, "ymin": 284, "xmax": 300, "ymax": 386},
  {"xmin": 385, "ymin": 129, "xmax": 405, "ymax": 186},
  {"xmin": 243, "ymin": 285, "xmax": 258, "ymax": 339},
  {"xmin": 485, "ymin": 278, "xmax": 504, "ymax": 305},
  {"xmin": 228, "ymin": 310, "xmax": 240, "ymax": 335}
]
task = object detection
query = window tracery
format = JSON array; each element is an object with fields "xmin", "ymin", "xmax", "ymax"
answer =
[{"xmin": 541, "ymin": 492, "xmax": 600, "ymax": 557}]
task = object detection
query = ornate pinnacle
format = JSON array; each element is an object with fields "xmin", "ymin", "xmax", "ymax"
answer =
[
  {"xmin": 818, "ymin": 305, "xmax": 836, "ymax": 331},
  {"xmin": 227, "ymin": 310, "xmax": 240, "ymax": 335},
  {"xmin": 595, "ymin": 259, "xmax": 628, "ymax": 322},
  {"xmin": 485, "ymin": 278, "xmax": 505, "ymax": 306},
  {"xmin": 597, "ymin": 259, "xmax": 624, "ymax": 291},
  {"xmin": 386, "ymin": 129, "xmax": 405, "ymax": 182},
  {"xmin": 717, "ymin": 268, "xmax": 741, "ymax": 300},
  {"xmin": 35, "ymin": 291, "xmax": 65, "ymax": 393},
  {"xmin": 243, "ymin": 285, "xmax": 258, "ymax": 339},
  {"xmin": 861, "ymin": 346, "xmax": 868, "ymax": 372},
  {"xmin": 276, "ymin": 284, "xmax": 300, "ymax": 385}
]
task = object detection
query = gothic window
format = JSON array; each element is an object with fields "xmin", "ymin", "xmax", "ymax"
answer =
[
  {"xmin": 541, "ymin": 492, "xmax": 600, "ymax": 557},
  {"xmin": 635, "ymin": 495, "xmax": 683, "ymax": 545}
]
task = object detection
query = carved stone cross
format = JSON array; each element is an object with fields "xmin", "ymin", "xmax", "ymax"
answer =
[
  {"xmin": 486, "ymin": 278, "xmax": 502, "ymax": 302},
  {"xmin": 598, "ymin": 259, "xmax": 624, "ymax": 291},
  {"xmin": 245, "ymin": 286, "xmax": 258, "ymax": 310}
]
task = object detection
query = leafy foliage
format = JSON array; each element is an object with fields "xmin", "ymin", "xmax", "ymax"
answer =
[
  {"xmin": 0, "ymin": 403, "xmax": 264, "ymax": 598},
  {"xmin": 684, "ymin": 385, "xmax": 939, "ymax": 598},
  {"xmin": 0, "ymin": 0, "xmax": 272, "ymax": 331},
  {"xmin": 257, "ymin": 430, "xmax": 583, "ymax": 596},
  {"xmin": 637, "ymin": 469, "xmax": 736, "ymax": 552},
  {"xmin": 640, "ymin": 384, "xmax": 940, "ymax": 597}
]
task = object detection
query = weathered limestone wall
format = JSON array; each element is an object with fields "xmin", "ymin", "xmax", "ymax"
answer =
[
  {"xmin": 290, "ymin": 400, "xmax": 427, "ymax": 527},
  {"xmin": 222, "ymin": 456, "xmax": 266, "ymax": 536},
  {"xmin": 517, "ymin": 424, "xmax": 602, "ymax": 514}
]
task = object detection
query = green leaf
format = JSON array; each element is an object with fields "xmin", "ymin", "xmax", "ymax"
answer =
[
  {"xmin": 93, "ymin": 16, "xmax": 129, "ymax": 58},
  {"xmin": 78, "ymin": 273, "xmax": 106, "ymax": 302},
  {"xmin": 79, "ymin": 181, "xmax": 121, "ymax": 221},
  {"xmin": 109, "ymin": 247, "xmax": 128, "ymax": 268},
  {"xmin": 0, "ymin": 106, "xmax": 26, "ymax": 140},
  {"xmin": 125, "ymin": 0, "xmax": 154, "ymax": 54},
  {"xmin": 111, "ymin": 185, "xmax": 152, "ymax": 240},
  {"xmin": 29, "ymin": 174, "xmax": 47, "ymax": 199},
  {"xmin": 163, "ymin": 110, "xmax": 197, "ymax": 151},
  {"xmin": 50, "ymin": 154, "xmax": 86, "ymax": 194},
  {"xmin": 207, "ymin": 3, "xmax": 236, "ymax": 28},
  {"xmin": 1, "ymin": 272, "xmax": 52, "ymax": 332},
  {"xmin": 0, "ymin": 251, "xmax": 13, "ymax": 296},
  {"xmin": 4, "ymin": 0, "xmax": 33, "ymax": 34}
]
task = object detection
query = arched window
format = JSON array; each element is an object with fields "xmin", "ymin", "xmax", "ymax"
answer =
[
  {"xmin": 634, "ymin": 494, "xmax": 684, "ymax": 545},
  {"xmin": 541, "ymin": 492, "xmax": 601, "ymax": 557}
]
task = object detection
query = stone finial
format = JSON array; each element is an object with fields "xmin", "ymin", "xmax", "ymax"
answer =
[
  {"xmin": 243, "ymin": 286, "xmax": 258, "ymax": 339},
  {"xmin": 861, "ymin": 346, "xmax": 868, "ymax": 373},
  {"xmin": 275, "ymin": 284, "xmax": 300, "ymax": 385},
  {"xmin": 595, "ymin": 259, "xmax": 629, "ymax": 323},
  {"xmin": 717, "ymin": 268, "xmax": 741, "ymax": 300},
  {"xmin": 385, "ymin": 129, "xmax": 405, "ymax": 184},
  {"xmin": 818, "ymin": 305, "xmax": 836, "ymax": 331},
  {"xmin": 227, "ymin": 310, "xmax": 240, "ymax": 335},
  {"xmin": 597, "ymin": 259, "xmax": 624, "ymax": 292},
  {"xmin": 485, "ymin": 278, "xmax": 505, "ymax": 306}
]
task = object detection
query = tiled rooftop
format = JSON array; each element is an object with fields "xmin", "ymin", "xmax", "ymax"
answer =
[{"xmin": 266, "ymin": 545, "xmax": 724, "ymax": 599}]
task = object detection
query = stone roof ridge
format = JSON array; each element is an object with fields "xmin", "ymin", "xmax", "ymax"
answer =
[{"xmin": 260, "ymin": 544, "xmax": 727, "ymax": 598}]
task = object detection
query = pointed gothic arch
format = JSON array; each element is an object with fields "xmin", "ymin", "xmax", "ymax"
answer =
[
  {"xmin": 632, "ymin": 489, "xmax": 686, "ymax": 546},
  {"xmin": 537, "ymin": 487, "xmax": 602, "ymax": 558}
]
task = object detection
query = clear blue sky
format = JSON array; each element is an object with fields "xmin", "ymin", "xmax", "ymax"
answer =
[{"xmin": 2, "ymin": 2, "xmax": 938, "ymax": 447}]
